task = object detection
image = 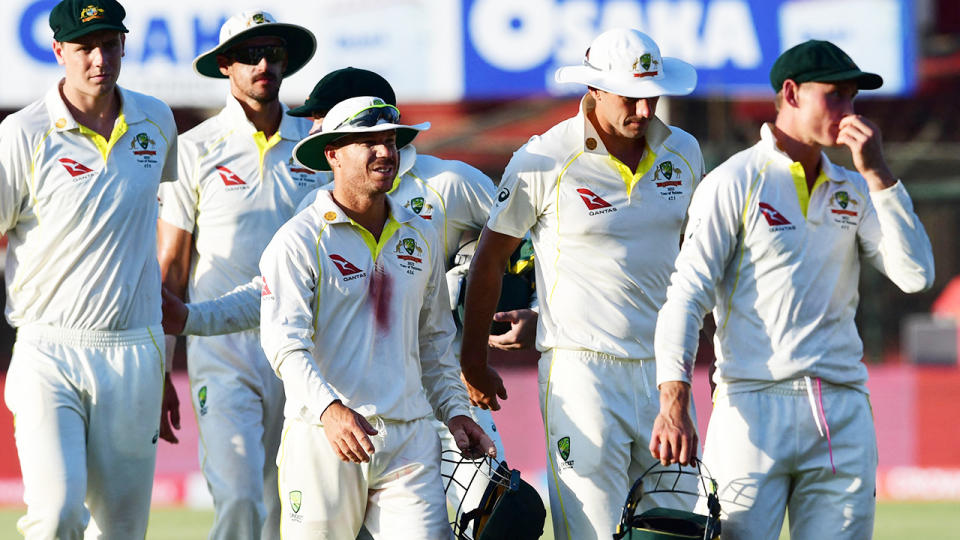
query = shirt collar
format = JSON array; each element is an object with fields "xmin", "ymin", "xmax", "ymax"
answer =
[
  {"xmin": 760, "ymin": 123, "xmax": 847, "ymax": 184},
  {"xmin": 45, "ymin": 80, "xmax": 142, "ymax": 132},
  {"xmin": 313, "ymin": 188, "xmax": 420, "ymax": 226},
  {"xmin": 578, "ymin": 93, "xmax": 671, "ymax": 157},
  {"xmin": 223, "ymin": 94, "xmax": 302, "ymax": 141}
]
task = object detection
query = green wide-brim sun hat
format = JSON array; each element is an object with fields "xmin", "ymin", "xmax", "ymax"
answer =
[{"xmin": 192, "ymin": 12, "xmax": 315, "ymax": 79}]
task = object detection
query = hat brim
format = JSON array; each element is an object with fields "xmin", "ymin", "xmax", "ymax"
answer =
[
  {"xmin": 287, "ymin": 98, "xmax": 320, "ymax": 117},
  {"xmin": 56, "ymin": 22, "xmax": 128, "ymax": 43},
  {"xmin": 555, "ymin": 57, "xmax": 697, "ymax": 98},
  {"xmin": 293, "ymin": 122, "xmax": 430, "ymax": 172},
  {"xmin": 193, "ymin": 23, "xmax": 316, "ymax": 79},
  {"xmin": 803, "ymin": 68, "xmax": 884, "ymax": 90}
]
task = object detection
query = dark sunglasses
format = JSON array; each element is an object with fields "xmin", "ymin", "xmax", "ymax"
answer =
[
  {"xmin": 227, "ymin": 45, "xmax": 288, "ymax": 65},
  {"xmin": 335, "ymin": 104, "xmax": 401, "ymax": 130}
]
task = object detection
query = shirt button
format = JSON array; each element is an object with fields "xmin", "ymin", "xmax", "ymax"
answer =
[{"xmin": 585, "ymin": 137, "xmax": 597, "ymax": 150}]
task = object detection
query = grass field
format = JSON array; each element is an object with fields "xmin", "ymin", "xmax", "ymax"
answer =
[{"xmin": 1, "ymin": 502, "xmax": 958, "ymax": 538}]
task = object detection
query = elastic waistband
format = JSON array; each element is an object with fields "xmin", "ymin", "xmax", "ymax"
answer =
[
  {"xmin": 719, "ymin": 377, "xmax": 855, "ymax": 398},
  {"xmin": 549, "ymin": 348, "xmax": 653, "ymax": 364},
  {"xmin": 17, "ymin": 325, "xmax": 163, "ymax": 347}
]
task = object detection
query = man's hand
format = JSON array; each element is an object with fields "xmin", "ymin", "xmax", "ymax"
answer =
[
  {"xmin": 320, "ymin": 400, "xmax": 378, "ymax": 463},
  {"xmin": 837, "ymin": 114, "xmax": 895, "ymax": 191},
  {"xmin": 649, "ymin": 381, "xmax": 698, "ymax": 466},
  {"xmin": 460, "ymin": 366, "xmax": 507, "ymax": 411},
  {"xmin": 161, "ymin": 286, "xmax": 188, "ymax": 335},
  {"xmin": 159, "ymin": 377, "xmax": 181, "ymax": 444},
  {"xmin": 447, "ymin": 415, "xmax": 497, "ymax": 459},
  {"xmin": 488, "ymin": 309, "xmax": 538, "ymax": 351}
]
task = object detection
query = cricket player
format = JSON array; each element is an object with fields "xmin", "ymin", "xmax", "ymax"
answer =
[
  {"xmin": 156, "ymin": 11, "xmax": 316, "ymax": 539},
  {"xmin": 260, "ymin": 95, "xmax": 494, "ymax": 539},
  {"xmin": 0, "ymin": 0, "xmax": 176, "ymax": 537},
  {"xmin": 652, "ymin": 40, "xmax": 935, "ymax": 539},
  {"xmin": 285, "ymin": 69, "xmax": 515, "ymax": 497},
  {"xmin": 460, "ymin": 28, "xmax": 704, "ymax": 539},
  {"xmin": 160, "ymin": 68, "xmax": 531, "ymax": 525}
]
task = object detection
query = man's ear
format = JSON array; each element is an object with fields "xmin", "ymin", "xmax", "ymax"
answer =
[
  {"xmin": 324, "ymin": 145, "xmax": 339, "ymax": 170},
  {"xmin": 781, "ymin": 79, "xmax": 801, "ymax": 109},
  {"xmin": 216, "ymin": 54, "xmax": 231, "ymax": 77},
  {"xmin": 52, "ymin": 41, "xmax": 66, "ymax": 66}
]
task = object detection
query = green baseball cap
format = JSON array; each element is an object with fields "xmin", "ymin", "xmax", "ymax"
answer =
[
  {"xmin": 770, "ymin": 40, "xmax": 882, "ymax": 91},
  {"xmin": 288, "ymin": 67, "xmax": 397, "ymax": 117},
  {"xmin": 49, "ymin": 0, "xmax": 128, "ymax": 42}
]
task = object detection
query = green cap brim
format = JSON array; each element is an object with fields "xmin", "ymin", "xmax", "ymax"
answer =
[
  {"xmin": 801, "ymin": 68, "xmax": 884, "ymax": 90},
  {"xmin": 287, "ymin": 98, "xmax": 323, "ymax": 117},
  {"xmin": 56, "ymin": 22, "xmax": 127, "ymax": 42},
  {"xmin": 193, "ymin": 23, "xmax": 316, "ymax": 79}
]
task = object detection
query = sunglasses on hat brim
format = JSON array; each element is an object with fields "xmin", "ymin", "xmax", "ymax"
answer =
[
  {"xmin": 225, "ymin": 45, "xmax": 288, "ymax": 65},
  {"xmin": 334, "ymin": 104, "xmax": 401, "ymax": 130}
]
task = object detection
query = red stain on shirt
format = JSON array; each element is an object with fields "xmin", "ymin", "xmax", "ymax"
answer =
[{"xmin": 369, "ymin": 262, "xmax": 392, "ymax": 332}]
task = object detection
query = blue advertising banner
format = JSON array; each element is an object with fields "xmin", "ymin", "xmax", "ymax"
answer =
[{"xmin": 462, "ymin": 0, "xmax": 915, "ymax": 98}]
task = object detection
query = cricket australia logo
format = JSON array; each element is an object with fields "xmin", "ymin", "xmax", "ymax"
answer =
[
  {"xmin": 287, "ymin": 158, "xmax": 317, "ymax": 188},
  {"xmin": 576, "ymin": 188, "xmax": 617, "ymax": 216},
  {"xmin": 632, "ymin": 53, "xmax": 659, "ymax": 77},
  {"xmin": 829, "ymin": 190, "xmax": 859, "ymax": 228},
  {"xmin": 404, "ymin": 197, "xmax": 433, "ymax": 220},
  {"xmin": 395, "ymin": 237, "xmax": 424, "ymax": 274},
  {"xmin": 131, "ymin": 132, "xmax": 159, "ymax": 168},
  {"xmin": 289, "ymin": 491, "xmax": 303, "ymax": 522},
  {"xmin": 557, "ymin": 436, "xmax": 574, "ymax": 470},
  {"xmin": 198, "ymin": 386, "xmax": 208, "ymax": 416},
  {"xmin": 80, "ymin": 5, "xmax": 104, "ymax": 22},
  {"xmin": 653, "ymin": 160, "xmax": 685, "ymax": 200}
]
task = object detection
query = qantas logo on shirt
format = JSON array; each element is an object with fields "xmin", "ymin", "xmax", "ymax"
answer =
[
  {"xmin": 330, "ymin": 254, "xmax": 366, "ymax": 281},
  {"xmin": 59, "ymin": 158, "xmax": 94, "ymax": 178},
  {"xmin": 576, "ymin": 188, "xmax": 617, "ymax": 216},
  {"xmin": 216, "ymin": 166, "xmax": 247, "ymax": 186},
  {"xmin": 758, "ymin": 202, "xmax": 795, "ymax": 231},
  {"xmin": 261, "ymin": 278, "xmax": 272, "ymax": 297}
]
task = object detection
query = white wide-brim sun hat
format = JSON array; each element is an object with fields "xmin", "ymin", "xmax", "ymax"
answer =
[
  {"xmin": 293, "ymin": 96, "xmax": 430, "ymax": 172},
  {"xmin": 555, "ymin": 28, "xmax": 697, "ymax": 98},
  {"xmin": 193, "ymin": 10, "xmax": 316, "ymax": 79}
]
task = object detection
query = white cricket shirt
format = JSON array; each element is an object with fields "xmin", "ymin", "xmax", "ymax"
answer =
[
  {"xmin": 260, "ymin": 190, "xmax": 470, "ymax": 425},
  {"xmin": 486, "ymin": 95, "xmax": 705, "ymax": 359},
  {"xmin": 656, "ymin": 123, "xmax": 935, "ymax": 390},
  {"xmin": 184, "ymin": 145, "xmax": 493, "ymax": 335},
  {"xmin": 0, "ymin": 82, "xmax": 177, "ymax": 330},
  {"xmin": 158, "ymin": 96, "xmax": 317, "ymax": 304}
]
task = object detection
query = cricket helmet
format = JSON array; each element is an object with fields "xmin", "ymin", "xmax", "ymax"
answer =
[
  {"xmin": 441, "ymin": 450, "xmax": 546, "ymax": 540},
  {"xmin": 614, "ymin": 458, "xmax": 722, "ymax": 540}
]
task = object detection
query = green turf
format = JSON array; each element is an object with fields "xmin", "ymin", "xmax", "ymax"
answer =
[{"xmin": 0, "ymin": 501, "xmax": 956, "ymax": 538}]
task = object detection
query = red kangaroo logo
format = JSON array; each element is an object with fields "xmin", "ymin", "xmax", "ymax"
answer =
[
  {"xmin": 58, "ymin": 158, "xmax": 93, "ymax": 177},
  {"xmin": 216, "ymin": 166, "xmax": 246, "ymax": 186},
  {"xmin": 576, "ymin": 188, "xmax": 612, "ymax": 210},
  {"xmin": 758, "ymin": 202, "xmax": 792, "ymax": 226},
  {"xmin": 330, "ymin": 254, "xmax": 363, "ymax": 276}
]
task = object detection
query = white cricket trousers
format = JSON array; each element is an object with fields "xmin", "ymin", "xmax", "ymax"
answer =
[
  {"xmin": 539, "ymin": 349, "xmax": 698, "ymax": 540},
  {"xmin": 704, "ymin": 379, "xmax": 877, "ymax": 540},
  {"xmin": 4, "ymin": 325, "xmax": 165, "ymax": 540},
  {"xmin": 277, "ymin": 415, "xmax": 452, "ymax": 540},
  {"xmin": 186, "ymin": 330, "xmax": 284, "ymax": 540}
]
